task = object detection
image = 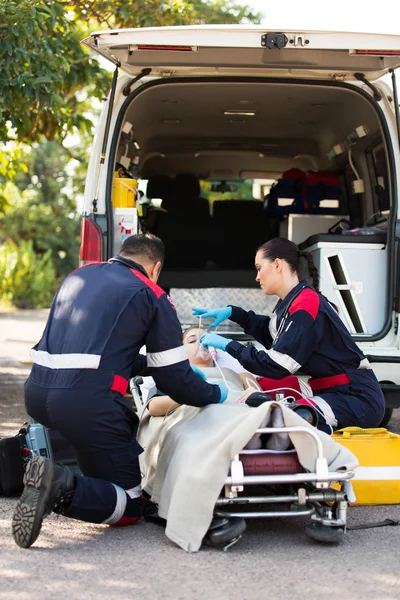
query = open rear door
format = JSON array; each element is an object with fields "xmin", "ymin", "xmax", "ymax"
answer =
[{"xmin": 82, "ymin": 25, "xmax": 400, "ymax": 80}]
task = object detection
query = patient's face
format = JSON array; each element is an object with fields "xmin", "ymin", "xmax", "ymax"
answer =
[{"xmin": 183, "ymin": 328, "xmax": 214, "ymax": 367}]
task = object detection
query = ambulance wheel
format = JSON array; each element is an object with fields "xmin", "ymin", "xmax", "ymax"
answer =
[
  {"xmin": 379, "ymin": 408, "xmax": 393, "ymax": 428},
  {"xmin": 305, "ymin": 522, "xmax": 344, "ymax": 544}
]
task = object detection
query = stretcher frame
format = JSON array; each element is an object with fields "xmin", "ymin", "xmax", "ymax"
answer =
[
  {"xmin": 129, "ymin": 377, "xmax": 355, "ymax": 546},
  {"xmin": 215, "ymin": 425, "xmax": 355, "ymax": 546}
]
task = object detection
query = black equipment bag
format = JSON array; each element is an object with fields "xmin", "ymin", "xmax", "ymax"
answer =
[
  {"xmin": 0, "ymin": 435, "xmax": 25, "ymax": 496},
  {"xmin": 0, "ymin": 424, "xmax": 78, "ymax": 497}
]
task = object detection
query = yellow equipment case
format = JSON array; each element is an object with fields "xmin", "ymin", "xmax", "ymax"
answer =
[{"xmin": 332, "ymin": 427, "xmax": 400, "ymax": 505}]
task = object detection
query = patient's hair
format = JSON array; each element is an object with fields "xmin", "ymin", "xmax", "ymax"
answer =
[
  {"xmin": 182, "ymin": 325, "xmax": 203, "ymax": 341},
  {"xmin": 120, "ymin": 234, "xmax": 165, "ymax": 265}
]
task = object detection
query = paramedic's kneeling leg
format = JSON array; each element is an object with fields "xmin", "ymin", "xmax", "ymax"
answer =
[{"xmin": 12, "ymin": 234, "xmax": 227, "ymax": 549}]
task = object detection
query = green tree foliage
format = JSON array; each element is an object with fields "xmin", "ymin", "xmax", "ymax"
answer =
[
  {"xmin": 0, "ymin": 239, "xmax": 56, "ymax": 309},
  {"xmin": 0, "ymin": 0, "xmax": 109, "ymax": 144},
  {"xmin": 0, "ymin": 141, "xmax": 81, "ymax": 283}
]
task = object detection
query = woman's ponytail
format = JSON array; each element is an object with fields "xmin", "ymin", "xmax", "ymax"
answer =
[
  {"xmin": 300, "ymin": 250, "xmax": 339, "ymax": 312},
  {"xmin": 299, "ymin": 250, "xmax": 319, "ymax": 291}
]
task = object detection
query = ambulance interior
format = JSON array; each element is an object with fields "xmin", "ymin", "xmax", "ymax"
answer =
[{"xmin": 113, "ymin": 80, "xmax": 392, "ymax": 338}]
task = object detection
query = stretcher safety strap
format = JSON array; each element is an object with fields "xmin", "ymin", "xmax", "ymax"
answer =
[
  {"xmin": 30, "ymin": 349, "xmax": 101, "ymax": 369},
  {"xmin": 103, "ymin": 484, "xmax": 127, "ymax": 524},
  {"xmin": 266, "ymin": 348, "xmax": 301, "ymax": 374},
  {"xmin": 147, "ymin": 345, "xmax": 188, "ymax": 368}
]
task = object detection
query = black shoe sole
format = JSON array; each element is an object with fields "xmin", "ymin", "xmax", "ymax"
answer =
[{"xmin": 12, "ymin": 456, "xmax": 54, "ymax": 549}]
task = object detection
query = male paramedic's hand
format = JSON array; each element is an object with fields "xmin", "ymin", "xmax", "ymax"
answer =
[
  {"xmin": 191, "ymin": 364, "xmax": 207, "ymax": 380},
  {"xmin": 200, "ymin": 333, "xmax": 232, "ymax": 352},
  {"xmin": 192, "ymin": 306, "xmax": 232, "ymax": 329},
  {"xmin": 215, "ymin": 382, "xmax": 228, "ymax": 403}
]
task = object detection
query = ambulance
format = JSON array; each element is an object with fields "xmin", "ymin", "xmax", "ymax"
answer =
[{"xmin": 80, "ymin": 25, "xmax": 400, "ymax": 424}]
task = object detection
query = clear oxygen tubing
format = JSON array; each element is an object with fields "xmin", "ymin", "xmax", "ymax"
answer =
[{"xmin": 261, "ymin": 386, "xmax": 334, "ymax": 433}]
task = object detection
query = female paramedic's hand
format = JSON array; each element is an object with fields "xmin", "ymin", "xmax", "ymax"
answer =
[
  {"xmin": 192, "ymin": 306, "xmax": 232, "ymax": 329},
  {"xmin": 200, "ymin": 332, "xmax": 232, "ymax": 352}
]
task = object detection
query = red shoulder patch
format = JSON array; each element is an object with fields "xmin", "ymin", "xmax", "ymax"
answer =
[
  {"xmin": 130, "ymin": 268, "xmax": 165, "ymax": 299},
  {"xmin": 288, "ymin": 288, "xmax": 319, "ymax": 320}
]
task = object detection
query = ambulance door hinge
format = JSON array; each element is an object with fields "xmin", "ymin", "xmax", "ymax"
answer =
[
  {"xmin": 354, "ymin": 73, "xmax": 382, "ymax": 101},
  {"xmin": 394, "ymin": 316, "xmax": 398, "ymax": 336},
  {"xmin": 122, "ymin": 68, "xmax": 152, "ymax": 96},
  {"xmin": 332, "ymin": 73, "xmax": 347, "ymax": 82}
]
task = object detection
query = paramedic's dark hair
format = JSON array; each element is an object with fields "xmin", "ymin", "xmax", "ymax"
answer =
[
  {"xmin": 120, "ymin": 234, "xmax": 165, "ymax": 265},
  {"xmin": 258, "ymin": 237, "xmax": 338, "ymax": 311},
  {"xmin": 257, "ymin": 237, "xmax": 320, "ymax": 290}
]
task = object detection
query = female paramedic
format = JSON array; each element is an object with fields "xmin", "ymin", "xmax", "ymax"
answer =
[{"xmin": 195, "ymin": 237, "xmax": 385, "ymax": 433}]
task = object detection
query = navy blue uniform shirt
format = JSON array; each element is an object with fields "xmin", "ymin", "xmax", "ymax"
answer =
[
  {"xmin": 29, "ymin": 256, "xmax": 220, "ymax": 408},
  {"xmin": 226, "ymin": 281, "xmax": 372, "ymax": 380}
]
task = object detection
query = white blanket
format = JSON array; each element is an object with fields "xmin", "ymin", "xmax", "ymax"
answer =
[{"xmin": 138, "ymin": 367, "xmax": 358, "ymax": 552}]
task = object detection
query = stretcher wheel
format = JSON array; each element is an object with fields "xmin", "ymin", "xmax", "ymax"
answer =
[
  {"xmin": 305, "ymin": 522, "xmax": 345, "ymax": 544},
  {"xmin": 204, "ymin": 517, "xmax": 247, "ymax": 547}
]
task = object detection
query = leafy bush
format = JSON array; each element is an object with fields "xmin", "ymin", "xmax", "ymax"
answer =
[{"xmin": 0, "ymin": 240, "xmax": 57, "ymax": 308}]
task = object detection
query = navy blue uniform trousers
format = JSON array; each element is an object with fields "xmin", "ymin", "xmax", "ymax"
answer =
[{"xmin": 25, "ymin": 378, "xmax": 143, "ymax": 524}]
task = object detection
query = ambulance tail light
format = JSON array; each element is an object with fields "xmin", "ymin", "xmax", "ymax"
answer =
[{"xmin": 80, "ymin": 216, "xmax": 102, "ymax": 265}]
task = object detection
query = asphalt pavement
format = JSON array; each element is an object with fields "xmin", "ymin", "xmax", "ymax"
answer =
[{"xmin": 0, "ymin": 311, "xmax": 399, "ymax": 600}]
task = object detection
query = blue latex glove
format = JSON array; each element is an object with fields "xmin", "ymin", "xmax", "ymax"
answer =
[
  {"xmin": 191, "ymin": 364, "xmax": 207, "ymax": 380},
  {"xmin": 214, "ymin": 382, "xmax": 228, "ymax": 404},
  {"xmin": 200, "ymin": 332, "xmax": 232, "ymax": 352},
  {"xmin": 192, "ymin": 306, "xmax": 232, "ymax": 329}
]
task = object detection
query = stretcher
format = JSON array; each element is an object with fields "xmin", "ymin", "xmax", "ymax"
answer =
[{"xmin": 130, "ymin": 377, "xmax": 356, "ymax": 549}]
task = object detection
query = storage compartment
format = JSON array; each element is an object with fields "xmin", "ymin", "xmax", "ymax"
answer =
[
  {"xmin": 300, "ymin": 235, "xmax": 387, "ymax": 335},
  {"xmin": 280, "ymin": 214, "xmax": 350, "ymax": 245}
]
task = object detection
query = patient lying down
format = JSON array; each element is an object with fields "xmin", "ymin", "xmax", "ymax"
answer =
[{"xmin": 148, "ymin": 326, "xmax": 261, "ymax": 417}]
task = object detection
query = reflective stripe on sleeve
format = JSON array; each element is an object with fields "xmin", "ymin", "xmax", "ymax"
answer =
[
  {"xmin": 266, "ymin": 348, "xmax": 301, "ymax": 374},
  {"xmin": 147, "ymin": 345, "xmax": 188, "ymax": 368},
  {"xmin": 358, "ymin": 358, "xmax": 372, "ymax": 370},
  {"xmin": 30, "ymin": 349, "xmax": 101, "ymax": 369}
]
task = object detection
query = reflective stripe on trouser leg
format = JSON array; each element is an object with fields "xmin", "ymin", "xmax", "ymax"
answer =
[{"xmin": 102, "ymin": 484, "xmax": 127, "ymax": 525}]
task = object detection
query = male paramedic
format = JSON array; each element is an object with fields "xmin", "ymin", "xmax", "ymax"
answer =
[{"xmin": 12, "ymin": 234, "xmax": 228, "ymax": 549}]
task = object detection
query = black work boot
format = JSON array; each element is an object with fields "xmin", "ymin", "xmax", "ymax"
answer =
[
  {"xmin": 12, "ymin": 455, "xmax": 76, "ymax": 549},
  {"xmin": 204, "ymin": 517, "xmax": 247, "ymax": 548}
]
